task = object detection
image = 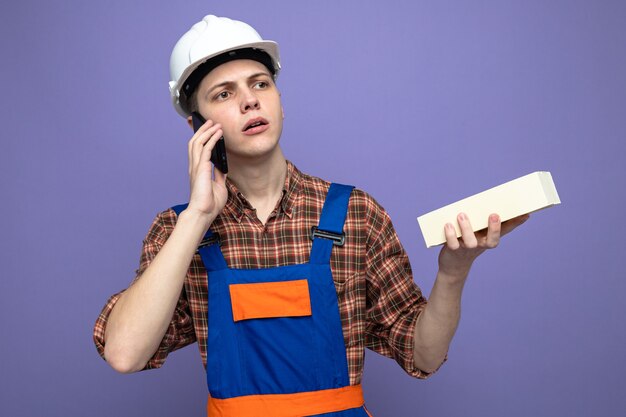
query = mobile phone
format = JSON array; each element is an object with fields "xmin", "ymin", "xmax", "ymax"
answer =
[{"xmin": 191, "ymin": 112, "xmax": 228, "ymax": 174}]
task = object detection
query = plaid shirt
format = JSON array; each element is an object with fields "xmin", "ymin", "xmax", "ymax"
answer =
[{"xmin": 94, "ymin": 161, "xmax": 434, "ymax": 384}]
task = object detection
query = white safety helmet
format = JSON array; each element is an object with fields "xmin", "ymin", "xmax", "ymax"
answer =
[{"xmin": 169, "ymin": 15, "xmax": 281, "ymax": 118}]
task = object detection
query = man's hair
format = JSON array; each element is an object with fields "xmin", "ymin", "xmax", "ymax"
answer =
[{"xmin": 189, "ymin": 89, "xmax": 200, "ymax": 114}]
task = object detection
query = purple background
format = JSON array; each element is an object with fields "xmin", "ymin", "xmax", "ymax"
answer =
[{"xmin": 2, "ymin": 1, "xmax": 625, "ymax": 416}]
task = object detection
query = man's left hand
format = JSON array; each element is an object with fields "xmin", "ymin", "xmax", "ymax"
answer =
[{"xmin": 437, "ymin": 213, "xmax": 530, "ymax": 282}]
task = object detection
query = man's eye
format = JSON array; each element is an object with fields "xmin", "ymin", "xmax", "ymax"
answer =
[
  {"xmin": 254, "ymin": 81, "xmax": 268, "ymax": 89},
  {"xmin": 216, "ymin": 91, "xmax": 230, "ymax": 100}
]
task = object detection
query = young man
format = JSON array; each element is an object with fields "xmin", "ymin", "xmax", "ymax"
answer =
[{"xmin": 94, "ymin": 15, "xmax": 528, "ymax": 416}]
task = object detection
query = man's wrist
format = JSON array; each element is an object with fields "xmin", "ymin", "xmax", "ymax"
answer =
[
  {"xmin": 178, "ymin": 207, "xmax": 215, "ymax": 236},
  {"xmin": 436, "ymin": 268, "xmax": 470, "ymax": 289}
]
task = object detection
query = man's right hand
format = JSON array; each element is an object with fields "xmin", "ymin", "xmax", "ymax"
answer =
[
  {"xmin": 186, "ymin": 118, "xmax": 228, "ymax": 227},
  {"xmin": 103, "ymin": 119, "xmax": 229, "ymax": 373}
]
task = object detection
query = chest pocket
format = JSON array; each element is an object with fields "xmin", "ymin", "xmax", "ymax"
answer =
[{"xmin": 229, "ymin": 279, "xmax": 312, "ymax": 322}]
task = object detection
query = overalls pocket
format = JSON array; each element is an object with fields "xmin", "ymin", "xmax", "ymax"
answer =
[
  {"xmin": 229, "ymin": 279, "xmax": 312, "ymax": 321},
  {"xmin": 229, "ymin": 278, "xmax": 320, "ymax": 394}
]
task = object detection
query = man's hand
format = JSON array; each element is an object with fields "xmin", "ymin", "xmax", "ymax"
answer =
[
  {"xmin": 186, "ymin": 118, "xmax": 228, "ymax": 226},
  {"xmin": 438, "ymin": 212, "xmax": 530, "ymax": 282},
  {"xmin": 103, "ymin": 118, "xmax": 230, "ymax": 373},
  {"xmin": 413, "ymin": 212, "xmax": 529, "ymax": 372}
]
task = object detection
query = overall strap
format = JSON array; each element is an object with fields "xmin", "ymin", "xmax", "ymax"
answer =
[
  {"xmin": 171, "ymin": 203, "xmax": 189, "ymax": 217},
  {"xmin": 171, "ymin": 203, "xmax": 228, "ymax": 271},
  {"xmin": 310, "ymin": 183, "xmax": 355, "ymax": 265}
]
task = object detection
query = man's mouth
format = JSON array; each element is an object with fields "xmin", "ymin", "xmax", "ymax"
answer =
[{"xmin": 243, "ymin": 117, "xmax": 269, "ymax": 132}]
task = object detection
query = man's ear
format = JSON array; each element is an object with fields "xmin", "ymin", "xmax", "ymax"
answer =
[
  {"xmin": 281, "ymin": 105, "xmax": 285, "ymax": 120},
  {"xmin": 186, "ymin": 115, "xmax": 194, "ymax": 130}
]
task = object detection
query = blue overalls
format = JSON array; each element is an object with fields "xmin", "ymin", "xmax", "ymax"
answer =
[{"xmin": 173, "ymin": 184, "xmax": 373, "ymax": 417}]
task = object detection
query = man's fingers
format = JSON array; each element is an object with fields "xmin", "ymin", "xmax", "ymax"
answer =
[
  {"xmin": 457, "ymin": 213, "xmax": 478, "ymax": 248},
  {"xmin": 188, "ymin": 119, "xmax": 219, "ymax": 159},
  {"xmin": 188, "ymin": 120, "xmax": 214, "ymax": 173},
  {"xmin": 188, "ymin": 119, "xmax": 214, "ymax": 154},
  {"xmin": 188, "ymin": 122, "xmax": 221, "ymax": 173},
  {"xmin": 485, "ymin": 214, "xmax": 501, "ymax": 248},
  {"xmin": 192, "ymin": 123, "xmax": 221, "ymax": 155},
  {"xmin": 199, "ymin": 128, "xmax": 224, "ymax": 165},
  {"xmin": 444, "ymin": 223, "xmax": 460, "ymax": 250}
]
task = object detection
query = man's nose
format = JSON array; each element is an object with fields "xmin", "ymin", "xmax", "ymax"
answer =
[{"xmin": 240, "ymin": 89, "xmax": 260, "ymax": 112}]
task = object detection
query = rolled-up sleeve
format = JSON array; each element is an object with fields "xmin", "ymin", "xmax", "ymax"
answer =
[
  {"xmin": 93, "ymin": 210, "xmax": 196, "ymax": 370},
  {"xmin": 363, "ymin": 201, "xmax": 444, "ymax": 379}
]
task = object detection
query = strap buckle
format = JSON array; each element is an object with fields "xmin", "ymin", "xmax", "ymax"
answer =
[
  {"xmin": 198, "ymin": 233, "xmax": 221, "ymax": 249},
  {"xmin": 310, "ymin": 226, "xmax": 345, "ymax": 246}
]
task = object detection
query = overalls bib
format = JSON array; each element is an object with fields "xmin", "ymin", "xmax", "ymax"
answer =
[{"xmin": 173, "ymin": 184, "xmax": 372, "ymax": 417}]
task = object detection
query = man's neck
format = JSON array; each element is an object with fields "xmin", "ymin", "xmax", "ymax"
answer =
[{"xmin": 227, "ymin": 148, "xmax": 288, "ymax": 214}]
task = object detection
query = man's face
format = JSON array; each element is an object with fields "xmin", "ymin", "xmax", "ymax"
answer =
[{"xmin": 193, "ymin": 59, "xmax": 284, "ymax": 163}]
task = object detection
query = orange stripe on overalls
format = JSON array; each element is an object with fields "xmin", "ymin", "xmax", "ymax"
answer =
[{"xmin": 208, "ymin": 384, "xmax": 365, "ymax": 417}]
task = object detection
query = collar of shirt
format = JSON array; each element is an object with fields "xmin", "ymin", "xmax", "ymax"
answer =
[{"xmin": 222, "ymin": 160, "xmax": 303, "ymax": 223}]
